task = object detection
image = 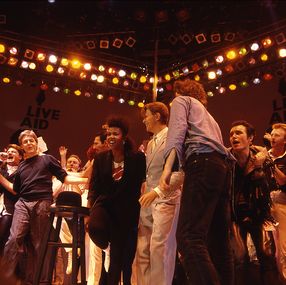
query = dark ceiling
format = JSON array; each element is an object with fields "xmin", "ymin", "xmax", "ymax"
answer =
[{"xmin": 2, "ymin": 0, "xmax": 286, "ymax": 70}]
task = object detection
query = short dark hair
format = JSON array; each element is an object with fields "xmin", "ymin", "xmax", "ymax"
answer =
[
  {"xmin": 94, "ymin": 131, "xmax": 107, "ymax": 144},
  {"xmin": 231, "ymin": 120, "xmax": 255, "ymax": 138},
  {"xmin": 7, "ymin": 144, "xmax": 24, "ymax": 158},
  {"xmin": 106, "ymin": 116, "xmax": 129, "ymax": 137},
  {"xmin": 142, "ymin": 102, "xmax": 169, "ymax": 125}
]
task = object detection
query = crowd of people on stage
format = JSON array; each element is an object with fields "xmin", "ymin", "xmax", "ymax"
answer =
[{"xmin": 1, "ymin": 78, "xmax": 286, "ymax": 285}]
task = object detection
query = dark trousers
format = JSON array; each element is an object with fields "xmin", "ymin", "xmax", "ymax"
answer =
[
  {"xmin": 176, "ymin": 152, "xmax": 234, "ymax": 285},
  {"xmin": 2, "ymin": 199, "xmax": 51, "ymax": 284},
  {"xmin": 88, "ymin": 202, "xmax": 138, "ymax": 285},
  {"xmin": 0, "ymin": 214, "xmax": 12, "ymax": 256}
]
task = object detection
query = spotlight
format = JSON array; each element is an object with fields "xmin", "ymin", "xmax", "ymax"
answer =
[
  {"xmin": 195, "ymin": 33, "xmax": 207, "ymax": 44},
  {"xmin": 180, "ymin": 33, "xmax": 192, "ymax": 45},
  {"xmin": 100, "ymin": 40, "xmax": 109, "ymax": 49},
  {"xmin": 275, "ymin": 32, "xmax": 286, "ymax": 45},
  {"xmin": 112, "ymin": 38, "xmax": 123, "ymax": 48},
  {"xmin": 125, "ymin": 37, "xmax": 136, "ymax": 48},
  {"xmin": 168, "ymin": 34, "xmax": 178, "ymax": 45},
  {"xmin": 85, "ymin": 40, "xmax": 96, "ymax": 49},
  {"xmin": 224, "ymin": 32, "xmax": 235, "ymax": 42},
  {"xmin": 210, "ymin": 33, "xmax": 221, "ymax": 43},
  {"xmin": 24, "ymin": 49, "xmax": 35, "ymax": 59}
]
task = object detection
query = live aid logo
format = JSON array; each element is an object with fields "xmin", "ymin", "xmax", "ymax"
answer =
[{"xmin": 20, "ymin": 105, "xmax": 61, "ymax": 130}]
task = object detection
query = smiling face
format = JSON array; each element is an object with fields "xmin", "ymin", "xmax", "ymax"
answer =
[
  {"xmin": 143, "ymin": 109, "xmax": 158, "ymax": 134},
  {"xmin": 106, "ymin": 127, "xmax": 124, "ymax": 151},
  {"xmin": 20, "ymin": 135, "xmax": 38, "ymax": 158},
  {"xmin": 229, "ymin": 125, "xmax": 253, "ymax": 153},
  {"xmin": 6, "ymin": 147, "xmax": 22, "ymax": 166}
]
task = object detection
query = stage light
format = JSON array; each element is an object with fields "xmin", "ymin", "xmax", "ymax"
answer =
[
  {"xmin": 85, "ymin": 40, "xmax": 96, "ymax": 49},
  {"xmin": 28, "ymin": 62, "xmax": 36, "ymax": 70},
  {"xmin": 216, "ymin": 69, "xmax": 223, "ymax": 76},
  {"xmin": 226, "ymin": 50, "xmax": 237, "ymax": 60},
  {"xmin": 229, "ymin": 84, "xmax": 237, "ymax": 91},
  {"xmin": 139, "ymin": 75, "xmax": 147, "ymax": 83},
  {"xmin": 71, "ymin": 60, "xmax": 81, "ymax": 69},
  {"xmin": 192, "ymin": 63, "xmax": 200, "ymax": 72},
  {"xmin": 138, "ymin": 102, "xmax": 145, "ymax": 108},
  {"xmin": 118, "ymin": 97, "xmax": 125, "ymax": 104},
  {"xmin": 263, "ymin": 73, "xmax": 273, "ymax": 80},
  {"xmin": 112, "ymin": 38, "xmax": 123, "ymax": 48},
  {"xmin": 123, "ymin": 80, "xmax": 129, "ymax": 86},
  {"xmin": 7, "ymin": 57, "xmax": 18, "ymax": 66},
  {"xmin": 207, "ymin": 71, "xmax": 216, "ymax": 80},
  {"xmin": 143, "ymin": 84, "xmax": 150, "ymax": 91},
  {"xmin": 211, "ymin": 33, "xmax": 221, "ymax": 43},
  {"xmin": 63, "ymin": 88, "xmax": 70, "ymax": 94},
  {"xmin": 278, "ymin": 48, "xmax": 286, "ymax": 58},
  {"xmin": 79, "ymin": 72, "xmax": 87, "ymax": 79},
  {"xmin": 97, "ymin": 75, "xmax": 105, "ymax": 83},
  {"xmin": 90, "ymin": 74, "xmax": 97, "ymax": 81},
  {"xmin": 57, "ymin": 67, "xmax": 65, "ymax": 74},
  {"xmin": 164, "ymin": 74, "xmax": 171, "ymax": 81},
  {"xmin": 107, "ymin": 95, "xmax": 116, "ymax": 102},
  {"xmin": 215, "ymin": 55, "xmax": 224, "ymax": 64},
  {"xmin": 125, "ymin": 37, "xmax": 136, "ymax": 48},
  {"xmin": 40, "ymin": 83, "xmax": 48, "ymax": 90},
  {"xmin": 9, "ymin": 47, "xmax": 18, "ymax": 55},
  {"xmin": 194, "ymin": 75, "xmax": 200, "ymax": 81},
  {"xmin": 48, "ymin": 54, "xmax": 58, "ymax": 64},
  {"xmin": 37, "ymin": 53, "xmax": 46, "ymax": 61},
  {"xmin": 262, "ymin": 37, "xmax": 273, "ymax": 48},
  {"xmin": 100, "ymin": 40, "xmax": 109, "ymax": 49},
  {"xmin": 180, "ymin": 33, "xmax": 192, "ymax": 45},
  {"xmin": 53, "ymin": 86, "xmax": 60, "ymax": 92},
  {"xmin": 182, "ymin": 66, "xmax": 189, "ymax": 75},
  {"xmin": 260, "ymin": 53, "xmax": 268, "ymax": 61},
  {"xmin": 74, "ymin": 89, "xmax": 81, "ymax": 96},
  {"xmin": 112, "ymin": 77, "xmax": 119, "ymax": 84},
  {"xmin": 60, "ymin": 58, "xmax": 69, "ymax": 66},
  {"xmin": 83, "ymin": 63, "xmax": 92, "ymax": 70},
  {"xmin": 15, "ymin": 80, "xmax": 23, "ymax": 86},
  {"xmin": 250, "ymin": 42, "xmax": 260, "ymax": 51},
  {"xmin": 130, "ymin": 72, "xmax": 137, "ymax": 80},
  {"xmin": 45, "ymin": 64, "xmax": 54, "ymax": 72},
  {"xmin": 224, "ymin": 32, "xmax": 235, "ymax": 42},
  {"xmin": 108, "ymin": 67, "xmax": 116, "ymax": 75},
  {"xmin": 97, "ymin": 93, "xmax": 104, "ymax": 100},
  {"xmin": 168, "ymin": 34, "xmax": 178, "ymax": 45},
  {"xmin": 24, "ymin": 49, "xmax": 35, "ymax": 59},
  {"xmin": 172, "ymin": 70, "xmax": 180, "ymax": 79},
  {"xmin": 84, "ymin": 91, "xmax": 92, "ymax": 98},
  {"xmin": 0, "ymin": 44, "xmax": 5, "ymax": 53},
  {"xmin": 238, "ymin": 47, "xmax": 248, "ymax": 56},
  {"xmin": 248, "ymin": 57, "xmax": 256, "ymax": 65},
  {"xmin": 253, "ymin": 77, "xmax": 261, "ymax": 84},
  {"xmin": 218, "ymin": 86, "xmax": 226, "ymax": 94},
  {"xmin": 3, "ymin": 77, "xmax": 10, "ymax": 84},
  {"xmin": 207, "ymin": 91, "xmax": 214, "ymax": 97},
  {"xmin": 225, "ymin": 64, "xmax": 234, "ymax": 73},
  {"xmin": 240, "ymin": 81, "xmax": 249, "ymax": 88},
  {"xmin": 20, "ymin": 61, "xmax": 29, "ymax": 68},
  {"xmin": 195, "ymin": 33, "xmax": 207, "ymax": 44},
  {"xmin": 98, "ymin": 65, "xmax": 105, "ymax": 72},
  {"xmin": 275, "ymin": 32, "xmax": 286, "ymax": 45},
  {"xmin": 128, "ymin": 99, "xmax": 135, "ymax": 106},
  {"xmin": 118, "ymin": 70, "xmax": 126, "ymax": 77},
  {"xmin": 166, "ymin": 83, "xmax": 172, "ymax": 91},
  {"xmin": 202, "ymin": 60, "xmax": 208, "ymax": 68}
]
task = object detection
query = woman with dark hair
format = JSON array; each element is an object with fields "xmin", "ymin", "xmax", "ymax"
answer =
[
  {"xmin": 88, "ymin": 116, "xmax": 146, "ymax": 285},
  {"xmin": 0, "ymin": 144, "xmax": 23, "ymax": 256}
]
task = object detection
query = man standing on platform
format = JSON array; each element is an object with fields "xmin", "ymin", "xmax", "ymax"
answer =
[{"xmin": 136, "ymin": 102, "xmax": 184, "ymax": 285}]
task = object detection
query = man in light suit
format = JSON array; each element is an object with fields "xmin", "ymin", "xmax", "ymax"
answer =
[{"xmin": 136, "ymin": 102, "xmax": 184, "ymax": 285}]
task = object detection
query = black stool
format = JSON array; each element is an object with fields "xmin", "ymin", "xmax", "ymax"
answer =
[{"xmin": 33, "ymin": 192, "xmax": 89, "ymax": 285}]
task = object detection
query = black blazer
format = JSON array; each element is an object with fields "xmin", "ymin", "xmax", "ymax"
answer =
[{"xmin": 88, "ymin": 149, "xmax": 146, "ymax": 228}]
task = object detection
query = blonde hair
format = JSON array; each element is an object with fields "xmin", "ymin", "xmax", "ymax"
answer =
[{"xmin": 272, "ymin": 123, "xmax": 286, "ymax": 138}]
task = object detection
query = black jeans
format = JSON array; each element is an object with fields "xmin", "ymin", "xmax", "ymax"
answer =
[{"xmin": 176, "ymin": 152, "xmax": 234, "ymax": 285}]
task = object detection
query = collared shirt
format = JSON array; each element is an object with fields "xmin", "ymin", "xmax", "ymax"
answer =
[{"xmin": 164, "ymin": 95, "xmax": 233, "ymax": 167}]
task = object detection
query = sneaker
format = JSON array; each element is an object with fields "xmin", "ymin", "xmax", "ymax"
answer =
[
  {"xmin": 66, "ymin": 251, "xmax": 72, "ymax": 275},
  {"xmin": 103, "ymin": 243, "xmax": 110, "ymax": 272}
]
